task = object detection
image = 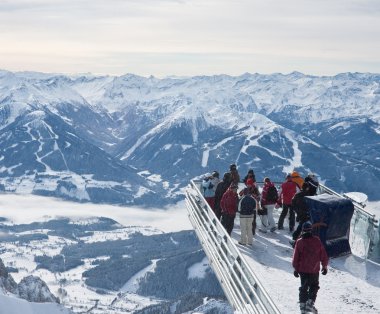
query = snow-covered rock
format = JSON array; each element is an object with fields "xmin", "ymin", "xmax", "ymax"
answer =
[
  {"xmin": 18, "ymin": 275, "xmax": 59, "ymax": 303},
  {"xmin": 0, "ymin": 257, "xmax": 65, "ymax": 312},
  {"xmin": 0, "ymin": 258, "xmax": 18, "ymax": 294}
]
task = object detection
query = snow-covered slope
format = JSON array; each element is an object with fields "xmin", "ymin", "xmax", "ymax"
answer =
[
  {"xmin": 1, "ymin": 70, "xmax": 379, "ymax": 204},
  {"xmin": 0, "ymin": 293, "xmax": 71, "ymax": 314}
]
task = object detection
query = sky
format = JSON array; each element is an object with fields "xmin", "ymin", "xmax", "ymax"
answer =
[{"xmin": 0, "ymin": 0, "xmax": 379, "ymax": 77}]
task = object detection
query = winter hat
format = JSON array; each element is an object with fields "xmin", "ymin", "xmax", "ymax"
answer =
[
  {"xmin": 302, "ymin": 221, "xmax": 312, "ymax": 233},
  {"xmin": 291, "ymin": 171, "xmax": 300, "ymax": 177},
  {"xmin": 246, "ymin": 178, "xmax": 254, "ymax": 187},
  {"xmin": 248, "ymin": 169, "xmax": 254, "ymax": 175},
  {"xmin": 212, "ymin": 171, "xmax": 219, "ymax": 178}
]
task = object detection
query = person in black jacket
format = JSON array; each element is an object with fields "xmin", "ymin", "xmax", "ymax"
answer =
[
  {"xmin": 238, "ymin": 187, "xmax": 257, "ymax": 245},
  {"xmin": 214, "ymin": 172, "xmax": 232, "ymax": 220},
  {"xmin": 243, "ymin": 169, "xmax": 256, "ymax": 186},
  {"xmin": 291, "ymin": 183, "xmax": 310, "ymax": 243},
  {"xmin": 229, "ymin": 164, "xmax": 240, "ymax": 184}
]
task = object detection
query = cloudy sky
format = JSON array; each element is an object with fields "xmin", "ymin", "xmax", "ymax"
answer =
[{"xmin": 0, "ymin": 0, "xmax": 379, "ymax": 76}]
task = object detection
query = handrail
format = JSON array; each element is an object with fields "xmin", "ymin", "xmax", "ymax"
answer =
[
  {"xmin": 186, "ymin": 180, "xmax": 281, "ymax": 314},
  {"xmin": 318, "ymin": 183, "xmax": 378, "ymax": 225}
]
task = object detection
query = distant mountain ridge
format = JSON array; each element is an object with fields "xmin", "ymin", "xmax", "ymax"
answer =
[{"xmin": 0, "ymin": 70, "xmax": 379, "ymax": 204}]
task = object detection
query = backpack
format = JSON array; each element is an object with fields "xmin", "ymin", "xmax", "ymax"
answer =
[{"xmin": 266, "ymin": 185, "xmax": 278, "ymax": 202}]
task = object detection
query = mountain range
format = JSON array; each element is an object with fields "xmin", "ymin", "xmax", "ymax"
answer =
[{"xmin": 0, "ymin": 70, "xmax": 379, "ymax": 205}]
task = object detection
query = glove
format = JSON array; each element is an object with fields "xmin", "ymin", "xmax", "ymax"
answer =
[
  {"xmin": 293, "ymin": 270, "xmax": 299, "ymax": 278},
  {"xmin": 321, "ymin": 268, "xmax": 327, "ymax": 275}
]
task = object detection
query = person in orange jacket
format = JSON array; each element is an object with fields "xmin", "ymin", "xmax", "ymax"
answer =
[{"xmin": 291, "ymin": 170, "xmax": 304, "ymax": 189}]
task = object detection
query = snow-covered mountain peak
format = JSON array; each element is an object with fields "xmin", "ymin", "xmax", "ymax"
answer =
[{"xmin": 0, "ymin": 69, "xmax": 379, "ymax": 204}]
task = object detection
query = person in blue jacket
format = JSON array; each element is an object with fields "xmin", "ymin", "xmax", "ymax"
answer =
[{"xmin": 238, "ymin": 187, "xmax": 257, "ymax": 245}]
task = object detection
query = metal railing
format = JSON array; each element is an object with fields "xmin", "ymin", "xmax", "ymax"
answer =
[{"xmin": 185, "ymin": 180, "xmax": 281, "ymax": 314}]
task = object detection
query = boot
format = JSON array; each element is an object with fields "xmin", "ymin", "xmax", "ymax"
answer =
[
  {"xmin": 306, "ymin": 299, "xmax": 318, "ymax": 313},
  {"xmin": 299, "ymin": 302, "xmax": 307, "ymax": 314}
]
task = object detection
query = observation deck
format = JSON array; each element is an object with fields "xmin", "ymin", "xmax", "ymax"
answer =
[{"xmin": 186, "ymin": 181, "xmax": 380, "ymax": 313}]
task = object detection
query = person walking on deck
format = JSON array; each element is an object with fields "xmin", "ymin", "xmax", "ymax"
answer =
[
  {"xmin": 238, "ymin": 187, "xmax": 256, "ymax": 245},
  {"xmin": 259, "ymin": 177, "xmax": 278, "ymax": 233},
  {"xmin": 221, "ymin": 183, "xmax": 239, "ymax": 236},
  {"xmin": 250, "ymin": 184, "xmax": 260, "ymax": 235},
  {"xmin": 291, "ymin": 170, "xmax": 304, "ymax": 189},
  {"xmin": 277, "ymin": 174, "xmax": 299, "ymax": 232},
  {"xmin": 229, "ymin": 164, "xmax": 240, "ymax": 185},
  {"xmin": 243, "ymin": 169, "xmax": 256, "ymax": 186},
  {"xmin": 291, "ymin": 183, "xmax": 311, "ymax": 243},
  {"xmin": 292, "ymin": 222, "xmax": 329, "ymax": 314},
  {"xmin": 201, "ymin": 171, "xmax": 220, "ymax": 210},
  {"xmin": 214, "ymin": 172, "xmax": 232, "ymax": 220}
]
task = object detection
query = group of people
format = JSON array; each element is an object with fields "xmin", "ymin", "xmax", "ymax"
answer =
[
  {"xmin": 201, "ymin": 164, "xmax": 328, "ymax": 313},
  {"xmin": 201, "ymin": 165, "xmax": 320, "ymax": 241}
]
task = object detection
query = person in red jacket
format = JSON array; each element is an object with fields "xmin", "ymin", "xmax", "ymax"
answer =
[
  {"xmin": 221, "ymin": 182, "xmax": 239, "ymax": 236},
  {"xmin": 292, "ymin": 222, "xmax": 328, "ymax": 314},
  {"xmin": 277, "ymin": 174, "xmax": 299, "ymax": 231}
]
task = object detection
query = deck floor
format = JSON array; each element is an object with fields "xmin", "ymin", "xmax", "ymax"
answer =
[{"xmin": 231, "ymin": 211, "xmax": 380, "ymax": 314}]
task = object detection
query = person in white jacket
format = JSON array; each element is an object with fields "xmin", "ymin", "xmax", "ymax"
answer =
[{"xmin": 202, "ymin": 171, "xmax": 220, "ymax": 210}]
